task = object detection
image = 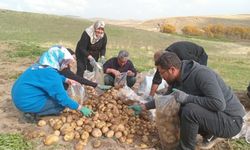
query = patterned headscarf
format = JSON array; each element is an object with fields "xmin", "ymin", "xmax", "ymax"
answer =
[
  {"xmin": 85, "ymin": 20, "xmax": 105, "ymax": 44},
  {"xmin": 38, "ymin": 45, "xmax": 74, "ymax": 70}
]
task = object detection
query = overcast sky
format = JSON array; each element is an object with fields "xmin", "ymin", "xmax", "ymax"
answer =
[{"xmin": 0, "ymin": 0, "xmax": 249, "ymax": 20}]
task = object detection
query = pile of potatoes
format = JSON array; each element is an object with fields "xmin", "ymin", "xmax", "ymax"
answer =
[
  {"xmin": 155, "ymin": 95, "xmax": 180, "ymax": 150},
  {"xmin": 38, "ymin": 86, "xmax": 159, "ymax": 149}
]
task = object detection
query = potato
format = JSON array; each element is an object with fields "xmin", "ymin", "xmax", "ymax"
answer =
[
  {"xmin": 60, "ymin": 123, "xmax": 74, "ymax": 135},
  {"xmin": 61, "ymin": 116, "xmax": 67, "ymax": 123},
  {"xmin": 119, "ymin": 136, "xmax": 126, "ymax": 143},
  {"xmin": 76, "ymin": 120, "xmax": 83, "ymax": 126},
  {"xmin": 81, "ymin": 131, "xmax": 89, "ymax": 140},
  {"xmin": 74, "ymin": 141, "xmax": 85, "ymax": 150},
  {"xmin": 142, "ymin": 135, "xmax": 149, "ymax": 143},
  {"xmin": 43, "ymin": 134, "xmax": 59, "ymax": 145},
  {"xmin": 64, "ymin": 132, "xmax": 75, "ymax": 141},
  {"xmin": 91, "ymin": 128, "xmax": 102, "ymax": 138},
  {"xmin": 92, "ymin": 139, "xmax": 101, "ymax": 148},
  {"xmin": 38, "ymin": 120, "xmax": 46, "ymax": 127},
  {"xmin": 116, "ymin": 124, "xmax": 125, "ymax": 131},
  {"xmin": 49, "ymin": 119, "xmax": 56, "ymax": 127},
  {"xmin": 82, "ymin": 125, "xmax": 91, "ymax": 132},
  {"xmin": 101, "ymin": 126, "xmax": 109, "ymax": 134},
  {"xmin": 139, "ymin": 143, "xmax": 148, "ymax": 149},
  {"xmin": 74, "ymin": 132, "xmax": 81, "ymax": 140},
  {"xmin": 95, "ymin": 121, "xmax": 106, "ymax": 129},
  {"xmin": 105, "ymin": 130, "xmax": 114, "ymax": 138},
  {"xmin": 54, "ymin": 130, "xmax": 60, "ymax": 136},
  {"xmin": 67, "ymin": 115, "xmax": 73, "ymax": 123},
  {"xmin": 114, "ymin": 131, "xmax": 122, "ymax": 139},
  {"xmin": 126, "ymin": 138, "xmax": 133, "ymax": 144},
  {"xmin": 53, "ymin": 120, "xmax": 63, "ymax": 130}
]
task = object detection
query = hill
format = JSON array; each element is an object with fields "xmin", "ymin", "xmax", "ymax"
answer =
[{"xmin": 102, "ymin": 15, "xmax": 250, "ymax": 33}]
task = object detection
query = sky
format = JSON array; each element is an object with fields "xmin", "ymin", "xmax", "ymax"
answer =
[{"xmin": 0, "ymin": 0, "xmax": 249, "ymax": 20}]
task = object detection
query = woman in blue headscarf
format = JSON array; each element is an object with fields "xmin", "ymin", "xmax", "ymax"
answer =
[{"xmin": 11, "ymin": 46, "xmax": 93, "ymax": 123}]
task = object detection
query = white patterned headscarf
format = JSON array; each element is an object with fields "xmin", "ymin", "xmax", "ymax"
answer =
[
  {"xmin": 85, "ymin": 20, "xmax": 105, "ymax": 44},
  {"xmin": 38, "ymin": 45, "xmax": 74, "ymax": 70}
]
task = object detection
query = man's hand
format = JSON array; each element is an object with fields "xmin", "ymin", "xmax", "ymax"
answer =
[
  {"xmin": 127, "ymin": 70, "xmax": 134, "ymax": 76},
  {"xmin": 113, "ymin": 70, "xmax": 121, "ymax": 77},
  {"xmin": 80, "ymin": 106, "xmax": 93, "ymax": 117},
  {"xmin": 128, "ymin": 105, "xmax": 143, "ymax": 115},
  {"xmin": 88, "ymin": 55, "xmax": 97, "ymax": 67},
  {"xmin": 97, "ymin": 84, "xmax": 112, "ymax": 90},
  {"xmin": 172, "ymin": 88, "xmax": 189, "ymax": 104}
]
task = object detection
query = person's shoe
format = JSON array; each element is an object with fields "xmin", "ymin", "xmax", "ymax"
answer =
[
  {"xmin": 199, "ymin": 135, "xmax": 224, "ymax": 150},
  {"xmin": 22, "ymin": 113, "xmax": 40, "ymax": 124}
]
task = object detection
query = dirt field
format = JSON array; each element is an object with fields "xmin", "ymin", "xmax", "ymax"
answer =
[{"xmin": 0, "ymin": 43, "xmax": 250, "ymax": 150}]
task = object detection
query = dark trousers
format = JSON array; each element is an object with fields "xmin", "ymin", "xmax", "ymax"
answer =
[
  {"xmin": 198, "ymin": 53, "xmax": 208, "ymax": 66},
  {"xmin": 36, "ymin": 98, "xmax": 65, "ymax": 116},
  {"xmin": 104, "ymin": 74, "xmax": 136, "ymax": 88},
  {"xmin": 177, "ymin": 103, "xmax": 243, "ymax": 150},
  {"xmin": 76, "ymin": 58, "xmax": 93, "ymax": 77}
]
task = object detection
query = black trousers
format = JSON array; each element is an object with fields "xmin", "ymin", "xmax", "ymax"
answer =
[
  {"xmin": 177, "ymin": 103, "xmax": 243, "ymax": 150},
  {"xmin": 198, "ymin": 53, "xmax": 208, "ymax": 66},
  {"xmin": 76, "ymin": 58, "xmax": 93, "ymax": 77}
]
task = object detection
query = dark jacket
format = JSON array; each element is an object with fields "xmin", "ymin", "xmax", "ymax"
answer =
[
  {"xmin": 153, "ymin": 41, "xmax": 208, "ymax": 85},
  {"xmin": 75, "ymin": 31, "xmax": 107, "ymax": 61},
  {"xmin": 59, "ymin": 67, "xmax": 97, "ymax": 89},
  {"xmin": 103, "ymin": 57, "xmax": 137, "ymax": 78},
  {"xmin": 146, "ymin": 60, "xmax": 245, "ymax": 118}
]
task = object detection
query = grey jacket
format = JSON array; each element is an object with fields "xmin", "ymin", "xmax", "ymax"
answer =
[{"xmin": 146, "ymin": 60, "xmax": 245, "ymax": 117}]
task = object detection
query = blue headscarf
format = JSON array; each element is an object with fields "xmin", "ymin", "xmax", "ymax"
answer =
[{"xmin": 38, "ymin": 45, "xmax": 74, "ymax": 70}]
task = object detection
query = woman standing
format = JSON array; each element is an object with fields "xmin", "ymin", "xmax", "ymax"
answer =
[{"xmin": 76, "ymin": 20, "xmax": 107, "ymax": 77}]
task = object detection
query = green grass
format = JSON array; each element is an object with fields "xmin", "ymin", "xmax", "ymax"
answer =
[
  {"xmin": 1, "ymin": 9, "xmax": 250, "ymax": 150},
  {"xmin": 1, "ymin": 9, "xmax": 250, "ymax": 91},
  {"xmin": 0, "ymin": 133, "xmax": 33, "ymax": 150}
]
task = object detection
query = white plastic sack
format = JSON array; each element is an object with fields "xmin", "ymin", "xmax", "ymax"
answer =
[
  {"xmin": 83, "ymin": 62, "xmax": 104, "ymax": 84},
  {"xmin": 137, "ymin": 76, "xmax": 168, "ymax": 97},
  {"xmin": 233, "ymin": 111, "xmax": 250, "ymax": 143},
  {"xmin": 117, "ymin": 86, "xmax": 146, "ymax": 103},
  {"xmin": 67, "ymin": 84, "xmax": 87, "ymax": 105}
]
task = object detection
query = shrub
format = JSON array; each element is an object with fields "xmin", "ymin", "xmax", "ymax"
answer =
[
  {"xmin": 160, "ymin": 24, "xmax": 176, "ymax": 33},
  {"xmin": 181, "ymin": 25, "xmax": 203, "ymax": 36}
]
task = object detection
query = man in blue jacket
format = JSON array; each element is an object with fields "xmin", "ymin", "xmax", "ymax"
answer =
[{"xmin": 129, "ymin": 52, "xmax": 245, "ymax": 150}]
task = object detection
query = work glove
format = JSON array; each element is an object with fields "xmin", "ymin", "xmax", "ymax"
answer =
[
  {"xmin": 128, "ymin": 105, "xmax": 142, "ymax": 115},
  {"xmin": 172, "ymin": 88, "xmax": 189, "ymax": 104},
  {"xmin": 88, "ymin": 55, "xmax": 97, "ymax": 67},
  {"xmin": 97, "ymin": 84, "xmax": 112, "ymax": 90},
  {"xmin": 145, "ymin": 95, "xmax": 154, "ymax": 101},
  {"xmin": 80, "ymin": 106, "xmax": 93, "ymax": 117},
  {"xmin": 100, "ymin": 56, "xmax": 106, "ymax": 65}
]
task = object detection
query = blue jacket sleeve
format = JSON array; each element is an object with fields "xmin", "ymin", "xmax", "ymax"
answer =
[{"xmin": 43, "ymin": 70, "xmax": 79, "ymax": 110}]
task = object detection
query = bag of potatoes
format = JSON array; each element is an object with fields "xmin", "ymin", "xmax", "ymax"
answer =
[{"xmin": 155, "ymin": 95, "xmax": 180, "ymax": 150}]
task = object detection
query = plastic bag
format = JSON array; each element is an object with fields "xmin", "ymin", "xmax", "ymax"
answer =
[
  {"xmin": 117, "ymin": 86, "xmax": 146, "ymax": 103},
  {"xmin": 114, "ymin": 72, "xmax": 127, "ymax": 89},
  {"xmin": 93, "ymin": 62, "xmax": 104, "ymax": 84},
  {"xmin": 155, "ymin": 95, "xmax": 180, "ymax": 150},
  {"xmin": 137, "ymin": 75, "xmax": 168, "ymax": 97},
  {"xmin": 83, "ymin": 62, "xmax": 104, "ymax": 84},
  {"xmin": 84, "ymin": 70, "xmax": 95, "ymax": 81},
  {"xmin": 67, "ymin": 84, "xmax": 87, "ymax": 105},
  {"xmin": 233, "ymin": 111, "xmax": 250, "ymax": 143}
]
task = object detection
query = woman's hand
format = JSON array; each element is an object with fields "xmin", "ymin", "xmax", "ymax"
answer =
[{"xmin": 65, "ymin": 78, "xmax": 80, "ymax": 86}]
